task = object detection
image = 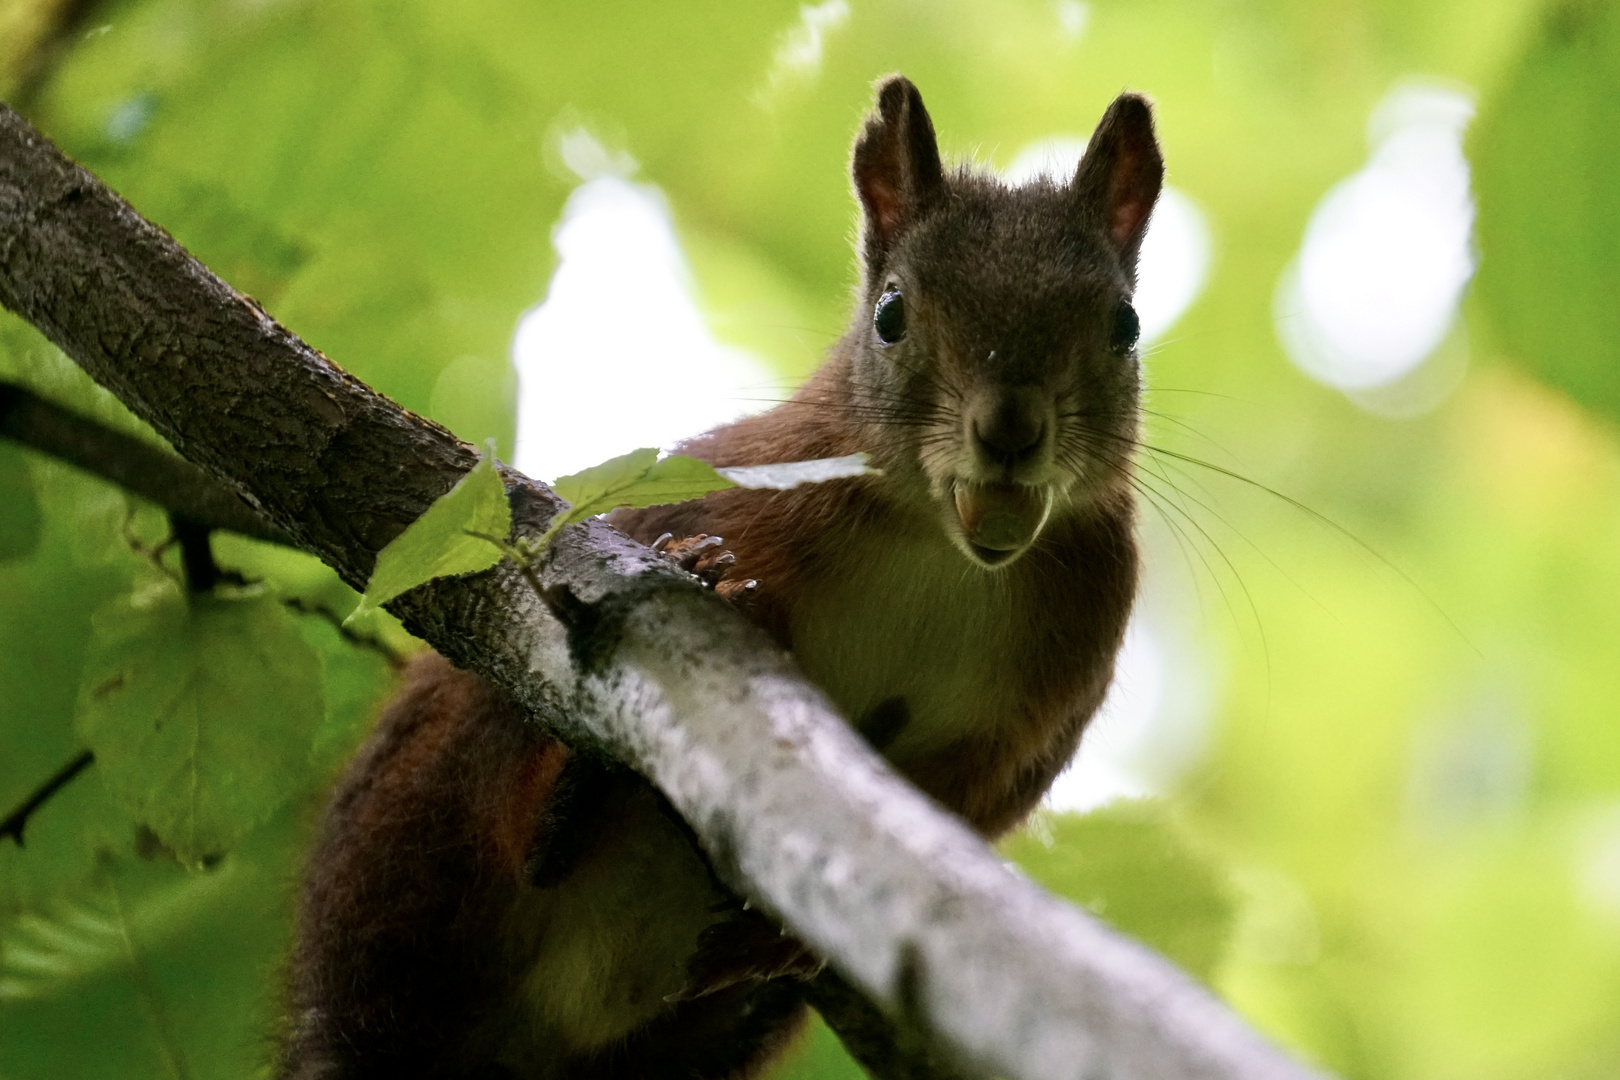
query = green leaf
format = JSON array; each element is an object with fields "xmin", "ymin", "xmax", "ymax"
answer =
[
  {"xmin": 75, "ymin": 583, "xmax": 325, "ymax": 864},
  {"xmin": 539, "ymin": 450, "xmax": 875, "ymax": 549},
  {"xmin": 293, "ymin": 604, "xmax": 402, "ymax": 770},
  {"xmin": 0, "ymin": 892, "xmax": 126, "ymax": 1004},
  {"xmin": 0, "ymin": 855, "xmax": 232, "ymax": 1079},
  {"xmin": 0, "ymin": 859, "xmax": 218, "ymax": 1004},
  {"xmin": 349, "ymin": 443, "xmax": 511, "ymax": 621},
  {"xmin": 1473, "ymin": 1, "xmax": 1620, "ymax": 420},
  {"xmin": 0, "ymin": 442, "xmax": 42, "ymax": 562},
  {"xmin": 1003, "ymin": 802, "xmax": 1237, "ymax": 983},
  {"xmin": 550, "ymin": 447, "xmax": 663, "ymax": 509},
  {"xmin": 538, "ymin": 448, "xmax": 724, "ymax": 548}
]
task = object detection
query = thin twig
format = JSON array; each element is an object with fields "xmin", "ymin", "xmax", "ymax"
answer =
[
  {"xmin": 282, "ymin": 597, "xmax": 409, "ymax": 670},
  {"xmin": 1, "ymin": 749, "xmax": 94, "ymax": 847},
  {"xmin": 0, "ymin": 380, "xmax": 295, "ymax": 547},
  {"xmin": 171, "ymin": 516, "xmax": 223, "ymax": 593}
]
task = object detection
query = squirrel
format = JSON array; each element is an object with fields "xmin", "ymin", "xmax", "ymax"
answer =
[{"xmin": 279, "ymin": 76, "xmax": 1162, "ymax": 1079}]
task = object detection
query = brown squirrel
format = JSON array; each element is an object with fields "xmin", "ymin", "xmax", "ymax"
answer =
[{"xmin": 280, "ymin": 76, "xmax": 1161, "ymax": 1079}]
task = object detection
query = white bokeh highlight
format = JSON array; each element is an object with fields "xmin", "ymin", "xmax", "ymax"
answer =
[
  {"xmin": 1044, "ymin": 613, "xmax": 1213, "ymax": 814},
  {"xmin": 512, "ymin": 172, "xmax": 771, "ymax": 483},
  {"xmin": 1053, "ymin": 0, "xmax": 1090, "ymax": 41},
  {"xmin": 1135, "ymin": 189, "xmax": 1214, "ymax": 346},
  {"xmin": 756, "ymin": 0, "xmax": 850, "ymax": 102},
  {"xmin": 1276, "ymin": 82, "xmax": 1476, "ymax": 392},
  {"xmin": 772, "ymin": 0, "xmax": 849, "ymax": 75},
  {"xmin": 1045, "ymin": 620, "xmax": 1165, "ymax": 812},
  {"xmin": 1005, "ymin": 138, "xmax": 1213, "ymax": 345}
]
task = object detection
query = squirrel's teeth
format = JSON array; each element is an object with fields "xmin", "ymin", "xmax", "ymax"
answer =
[{"xmin": 953, "ymin": 482, "xmax": 1044, "ymax": 552}]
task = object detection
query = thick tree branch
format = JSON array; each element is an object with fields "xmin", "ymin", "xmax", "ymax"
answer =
[
  {"xmin": 0, "ymin": 102, "xmax": 1330, "ymax": 1080},
  {"xmin": 806, "ymin": 968, "xmax": 977, "ymax": 1080},
  {"xmin": 0, "ymin": 379, "xmax": 295, "ymax": 545}
]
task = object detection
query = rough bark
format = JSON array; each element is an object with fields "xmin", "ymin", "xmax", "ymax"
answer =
[
  {"xmin": 806, "ymin": 969, "xmax": 978, "ymax": 1080},
  {"xmin": 0, "ymin": 102, "xmax": 1331, "ymax": 1080}
]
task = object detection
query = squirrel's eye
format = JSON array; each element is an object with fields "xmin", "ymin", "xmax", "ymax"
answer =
[
  {"xmin": 873, "ymin": 289, "xmax": 906, "ymax": 345},
  {"xmin": 1110, "ymin": 299, "xmax": 1140, "ymax": 354}
]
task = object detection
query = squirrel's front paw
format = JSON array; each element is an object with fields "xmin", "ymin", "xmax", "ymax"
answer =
[
  {"xmin": 652, "ymin": 533, "xmax": 758, "ymax": 598},
  {"xmin": 668, "ymin": 908, "xmax": 824, "ymax": 1002}
]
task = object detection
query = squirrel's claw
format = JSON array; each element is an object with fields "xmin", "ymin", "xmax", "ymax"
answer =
[
  {"xmin": 667, "ymin": 909, "xmax": 824, "ymax": 1002},
  {"xmin": 659, "ymin": 534, "xmax": 744, "ymax": 592}
]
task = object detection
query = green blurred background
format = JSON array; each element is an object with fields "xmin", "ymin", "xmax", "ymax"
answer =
[{"xmin": 3, "ymin": 0, "xmax": 1619, "ymax": 1076}]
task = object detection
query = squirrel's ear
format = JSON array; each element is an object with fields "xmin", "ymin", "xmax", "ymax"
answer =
[
  {"xmin": 853, "ymin": 75, "xmax": 945, "ymax": 267},
  {"xmin": 1073, "ymin": 93, "xmax": 1164, "ymax": 271}
]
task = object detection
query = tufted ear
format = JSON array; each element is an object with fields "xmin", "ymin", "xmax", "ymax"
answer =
[
  {"xmin": 1073, "ymin": 93, "xmax": 1164, "ymax": 273},
  {"xmin": 852, "ymin": 75, "xmax": 945, "ymax": 271}
]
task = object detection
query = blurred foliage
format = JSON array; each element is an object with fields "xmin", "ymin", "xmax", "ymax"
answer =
[
  {"xmin": 1472, "ymin": 0, "xmax": 1620, "ymax": 423},
  {"xmin": 76, "ymin": 583, "xmax": 324, "ymax": 865},
  {"xmin": 351, "ymin": 444, "xmax": 508, "ymax": 618},
  {"xmin": 2, "ymin": 0, "xmax": 1619, "ymax": 1078},
  {"xmin": 0, "ymin": 441, "xmax": 42, "ymax": 560},
  {"xmin": 1002, "ymin": 803, "xmax": 1236, "ymax": 984}
]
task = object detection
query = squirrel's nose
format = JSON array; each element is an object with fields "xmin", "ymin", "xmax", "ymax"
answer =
[{"xmin": 972, "ymin": 395, "xmax": 1046, "ymax": 467}]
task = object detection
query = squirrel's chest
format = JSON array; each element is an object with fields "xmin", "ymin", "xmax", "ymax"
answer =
[{"xmin": 786, "ymin": 531, "xmax": 1039, "ymax": 763}]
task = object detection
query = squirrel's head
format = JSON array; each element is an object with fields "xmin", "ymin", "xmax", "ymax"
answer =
[{"xmin": 846, "ymin": 76, "xmax": 1162, "ymax": 569}]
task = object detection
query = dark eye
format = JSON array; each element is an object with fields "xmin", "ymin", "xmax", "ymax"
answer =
[
  {"xmin": 873, "ymin": 288, "xmax": 906, "ymax": 345},
  {"xmin": 1110, "ymin": 300, "xmax": 1140, "ymax": 354}
]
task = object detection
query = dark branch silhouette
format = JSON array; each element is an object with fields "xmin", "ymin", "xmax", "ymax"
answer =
[
  {"xmin": 1, "ymin": 749, "xmax": 94, "ymax": 847},
  {"xmin": 0, "ymin": 379, "xmax": 294, "ymax": 546}
]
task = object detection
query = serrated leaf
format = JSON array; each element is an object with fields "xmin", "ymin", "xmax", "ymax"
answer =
[
  {"xmin": 349, "ymin": 443, "xmax": 511, "ymax": 620},
  {"xmin": 538, "ymin": 450, "xmax": 876, "ymax": 549},
  {"xmin": 75, "ymin": 583, "xmax": 325, "ymax": 864},
  {"xmin": 551, "ymin": 446, "xmax": 663, "ymax": 510},
  {"xmin": 538, "ymin": 448, "xmax": 717, "ymax": 547}
]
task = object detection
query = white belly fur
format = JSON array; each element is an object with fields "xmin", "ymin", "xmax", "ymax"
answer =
[
  {"xmin": 789, "ymin": 527, "xmax": 1023, "ymax": 763},
  {"xmin": 498, "ymin": 784, "xmax": 725, "ymax": 1064}
]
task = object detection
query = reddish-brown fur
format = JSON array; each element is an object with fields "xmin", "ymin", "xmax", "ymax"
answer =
[
  {"xmin": 620, "ymin": 386, "xmax": 1139, "ymax": 835},
  {"xmin": 283, "ymin": 656, "xmax": 809, "ymax": 1078},
  {"xmin": 282, "ymin": 76, "xmax": 1162, "ymax": 1078}
]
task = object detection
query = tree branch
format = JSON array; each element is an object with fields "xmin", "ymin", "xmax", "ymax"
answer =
[
  {"xmin": 0, "ymin": 379, "xmax": 295, "ymax": 546},
  {"xmin": 806, "ymin": 967, "xmax": 977, "ymax": 1080},
  {"xmin": 0, "ymin": 102, "xmax": 1330, "ymax": 1080}
]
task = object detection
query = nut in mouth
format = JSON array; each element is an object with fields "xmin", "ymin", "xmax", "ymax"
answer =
[{"xmin": 951, "ymin": 481, "xmax": 1053, "ymax": 567}]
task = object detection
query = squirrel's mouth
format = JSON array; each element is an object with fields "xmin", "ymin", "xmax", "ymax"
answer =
[{"xmin": 951, "ymin": 482, "xmax": 1052, "ymax": 568}]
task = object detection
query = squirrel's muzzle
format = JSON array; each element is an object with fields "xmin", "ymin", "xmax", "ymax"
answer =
[{"xmin": 953, "ymin": 481, "xmax": 1051, "ymax": 565}]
